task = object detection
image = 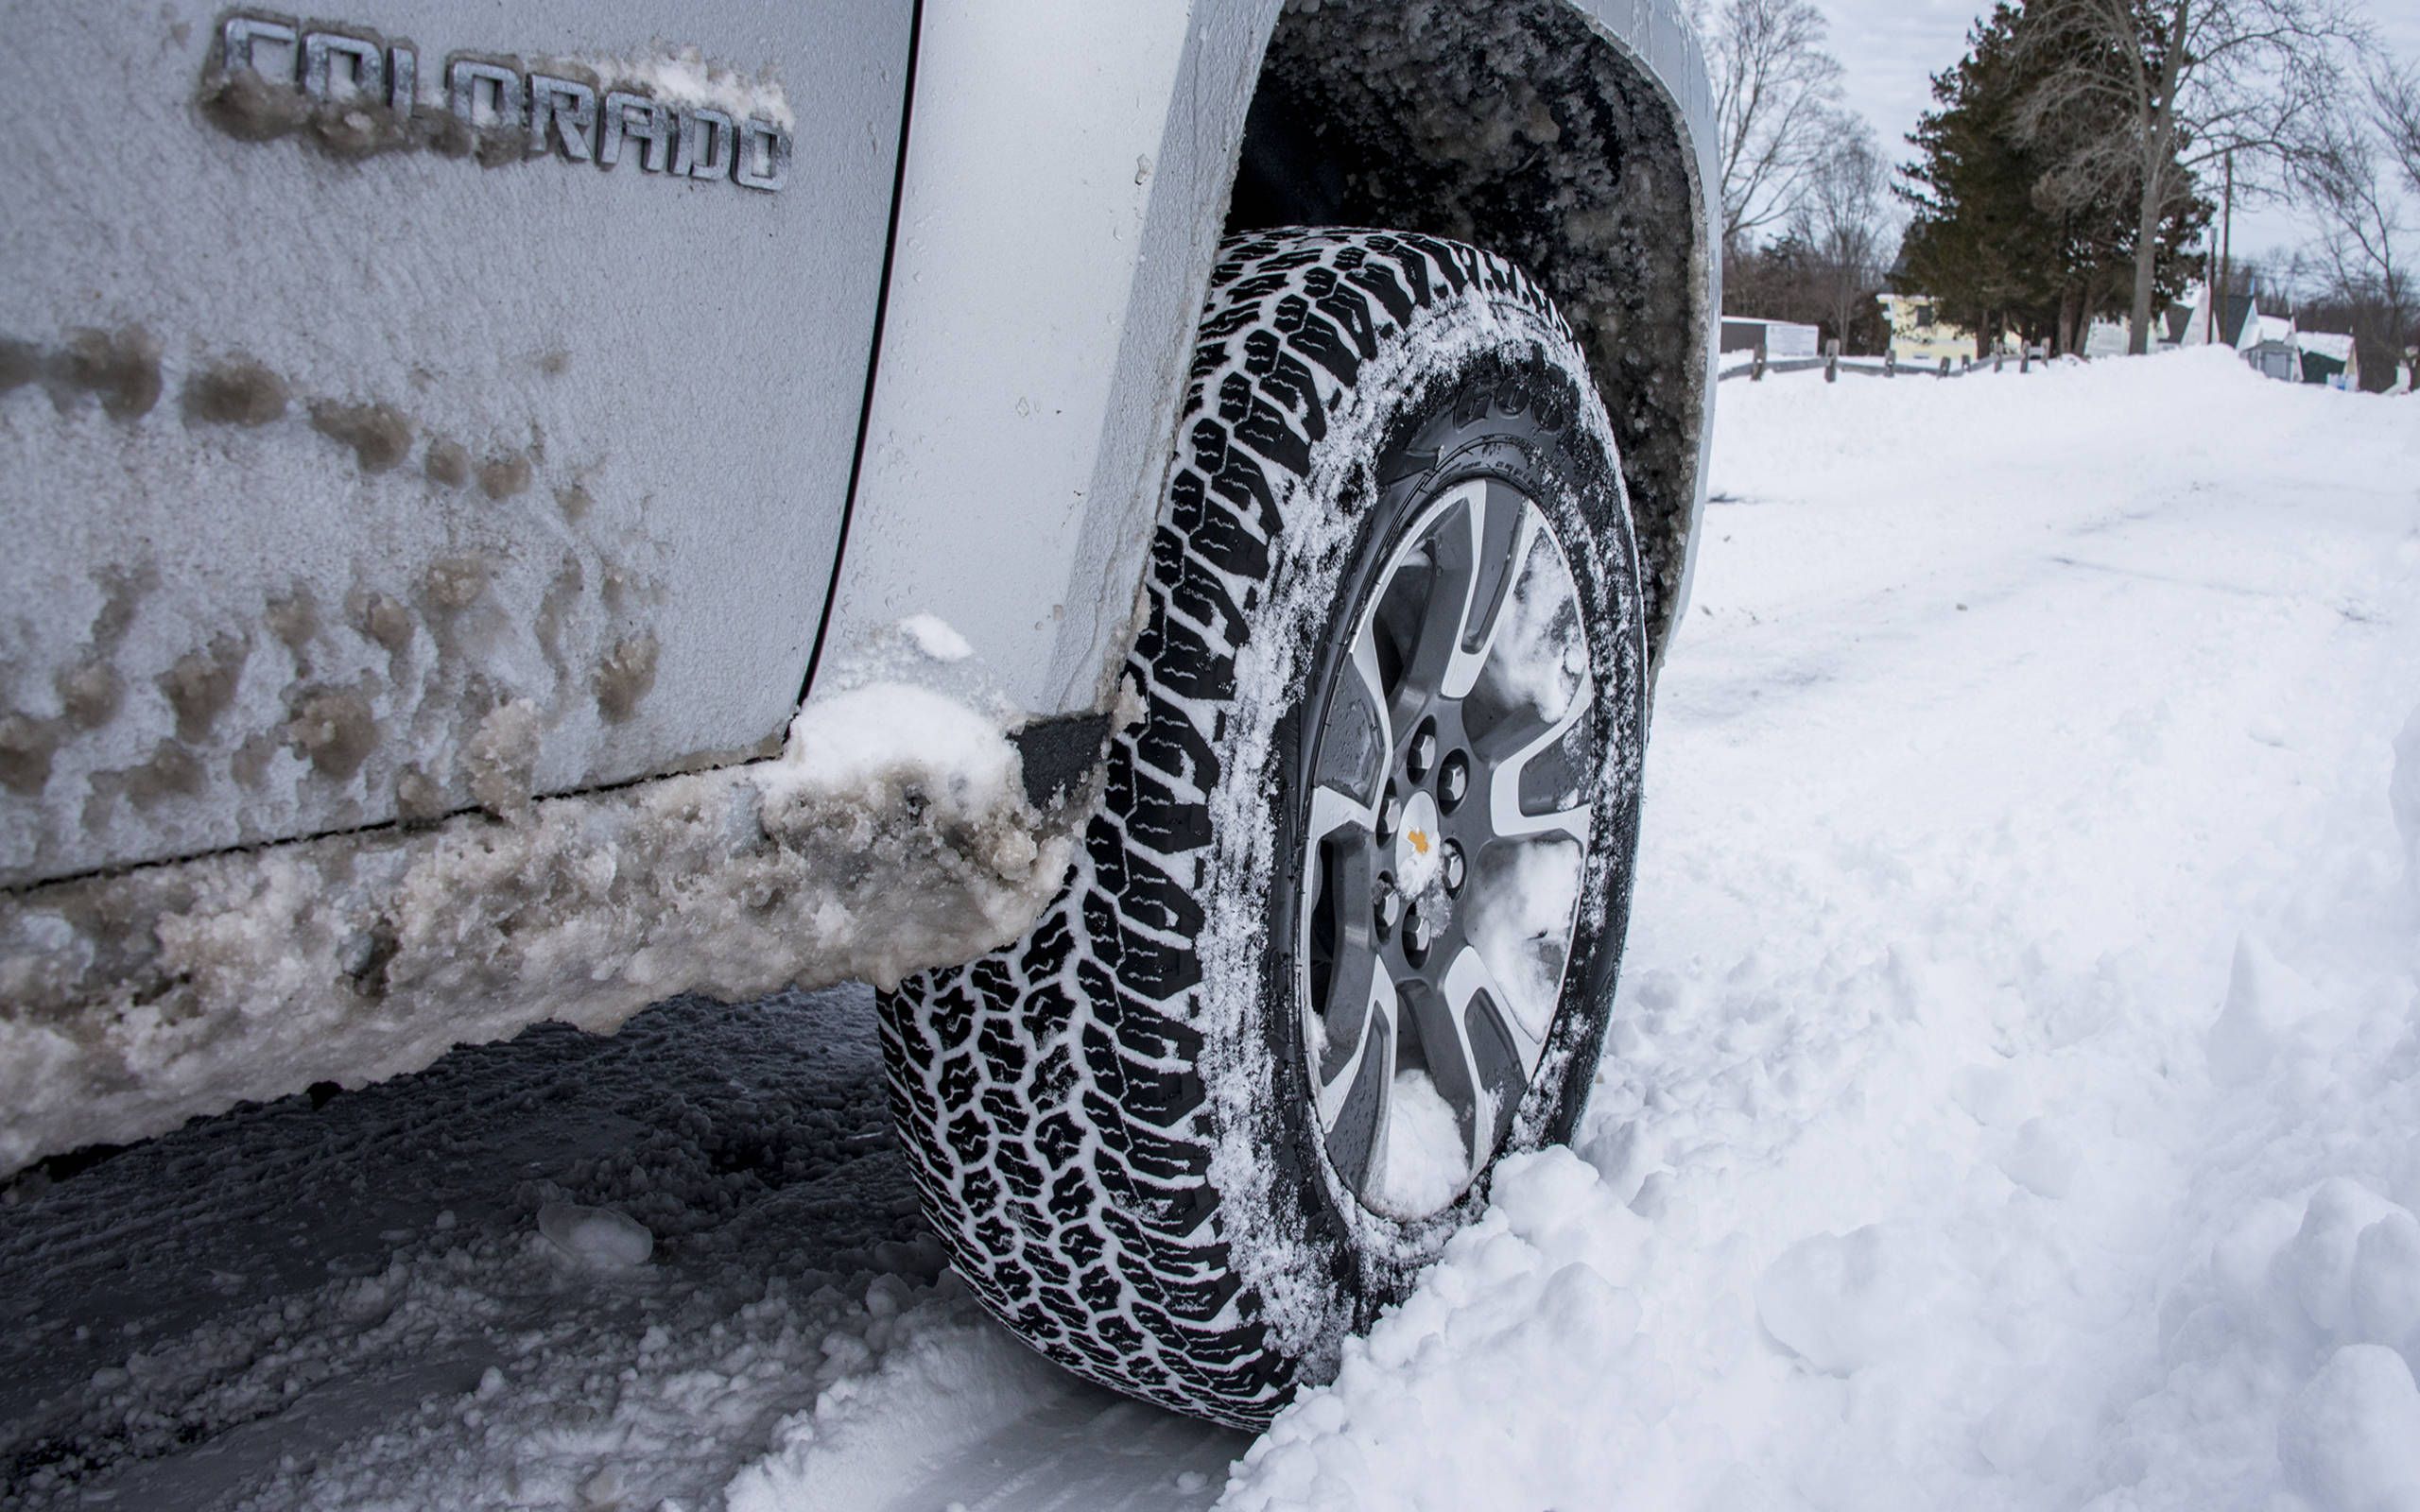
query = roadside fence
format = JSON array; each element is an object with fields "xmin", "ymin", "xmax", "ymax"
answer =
[{"xmin": 1720, "ymin": 340, "xmax": 2059, "ymax": 385}]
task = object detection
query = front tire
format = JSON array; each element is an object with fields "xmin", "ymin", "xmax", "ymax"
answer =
[{"xmin": 878, "ymin": 230, "xmax": 1648, "ymax": 1427}]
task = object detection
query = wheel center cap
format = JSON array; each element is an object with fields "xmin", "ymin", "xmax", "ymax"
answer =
[{"xmin": 1394, "ymin": 790, "xmax": 1443, "ymax": 895}]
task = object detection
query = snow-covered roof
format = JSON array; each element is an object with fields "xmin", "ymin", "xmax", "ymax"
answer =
[
  {"xmin": 2295, "ymin": 330, "xmax": 2356, "ymax": 363},
  {"xmin": 2256, "ymin": 313, "xmax": 2296, "ymax": 346}
]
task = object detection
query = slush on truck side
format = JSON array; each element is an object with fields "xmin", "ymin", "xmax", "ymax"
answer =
[{"xmin": 0, "ymin": 0, "xmax": 1720, "ymax": 1424}]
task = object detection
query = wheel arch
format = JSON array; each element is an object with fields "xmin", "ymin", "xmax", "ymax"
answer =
[
  {"xmin": 813, "ymin": 0, "xmax": 1715, "ymax": 724},
  {"xmin": 1227, "ymin": 0, "xmax": 1721, "ymax": 670}
]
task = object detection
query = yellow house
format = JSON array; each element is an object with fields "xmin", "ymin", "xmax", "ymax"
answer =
[{"xmin": 1877, "ymin": 292, "xmax": 2008, "ymax": 366}]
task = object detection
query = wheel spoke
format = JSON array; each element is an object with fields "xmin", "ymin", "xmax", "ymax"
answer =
[
  {"xmin": 1311, "ymin": 622, "xmax": 1394, "ymax": 815},
  {"xmin": 1318, "ymin": 971, "xmax": 1398, "ymax": 1192},
  {"xmin": 1319, "ymin": 967, "xmax": 1399, "ymax": 1124},
  {"xmin": 1350, "ymin": 618, "xmax": 1394, "ymax": 770},
  {"xmin": 1444, "ymin": 941, "xmax": 1545, "ymax": 1063},
  {"xmin": 1487, "ymin": 687, "xmax": 1595, "ymax": 847},
  {"xmin": 1392, "ymin": 492, "xmax": 1485, "ymax": 726},
  {"xmin": 1441, "ymin": 487, "xmax": 1538, "ymax": 701},
  {"xmin": 1305, "ymin": 779, "xmax": 1376, "ymax": 850},
  {"xmin": 1441, "ymin": 944, "xmax": 1538, "ymax": 1151},
  {"xmin": 1400, "ymin": 971, "xmax": 1485, "ymax": 1173},
  {"xmin": 1305, "ymin": 838, "xmax": 1378, "ymax": 1077}
]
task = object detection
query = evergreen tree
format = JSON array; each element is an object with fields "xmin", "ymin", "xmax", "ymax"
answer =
[{"xmin": 1898, "ymin": 3, "xmax": 2207, "ymax": 355}]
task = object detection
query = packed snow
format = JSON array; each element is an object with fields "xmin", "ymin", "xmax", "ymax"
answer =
[
  {"xmin": 5, "ymin": 350, "xmax": 2416, "ymax": 1510},
  {"xmin": 0, "ymin": 989, "xmax": 1125, "ymax": 1511},
  {"xmin": 534, "ymin": 1200, "xmax": 655, "ymax": 1268},
  {"xmin": 566, "ymin": 47, "xmax": 798, "ymax": 130},
  {"xmin": 1374, "ymin": 1071, "xmax": 1473, "ymax": 1219}
]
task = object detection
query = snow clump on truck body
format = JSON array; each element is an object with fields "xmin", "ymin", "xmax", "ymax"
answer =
[{"xmin": 0, "ymin": 637, "xmax": 1087, "ymax": 1177}]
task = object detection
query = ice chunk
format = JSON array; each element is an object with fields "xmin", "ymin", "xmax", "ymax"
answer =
[
  {"xmin": 0, "ymin": 674, "xmax": 1076, "ymax": 1174},
  {"xmin": 1754, "ymin": 1225, "xmax": 1938, "ymax": 1375},
  {"xmin": 2284, "ymin": 1179, "xmax": 2405, "ymax": 1342},
  {"xmin": 2278, "ymin": 1345, "xmax": 2420, "ymax": 1512},
  {"xmin": 1372, "ymin": 1071, "xmax": 1470, "ymax": 1218},
  {"xmin": 765, "ymin": 682, "xmax": 1018, "ymax": 811},
  {"xmin": 2207, "ymin": 936, "xmax": 2308, "ymax": 1086},
  {"xmin": 536, "ymin": 1201, "xmax": 654, "ymax": 1268},
  {"xmin": 900, "ymin": 614, "xmax": 975, "ymax": 663},
  {"xmin": 2394, "ymin": 706, "xmax": 2420, "ymax": 892}
]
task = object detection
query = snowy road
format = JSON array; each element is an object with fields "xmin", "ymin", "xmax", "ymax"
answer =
[
  {"xmin": 0, "ymin": 987, "xmax": 1242, "ymax": 1510},
  {"xmin": 7, "ymin": 351, "xmax": 2419, "ymax": 1509}
]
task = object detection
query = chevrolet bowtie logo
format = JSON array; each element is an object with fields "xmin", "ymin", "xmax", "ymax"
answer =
[{"xmin": 1407, "ymin": 829, "xmax": 1432, "ymax": 856}]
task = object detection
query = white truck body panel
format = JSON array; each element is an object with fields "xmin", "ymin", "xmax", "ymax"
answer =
[
  {"xmin": 822, "ymin": 0, "xmax": 1721, "ymax": 717},
  {"xmin": 0, "ymin": 0, "xmax": 1720, "ymax": 1174},
  {"xmin": 818, "ymin": 0, "xmax": 1281, "ymax": 717},
  {"xmin": 0, "ymin": 1, "xmax": 910, "ymax": 888}
]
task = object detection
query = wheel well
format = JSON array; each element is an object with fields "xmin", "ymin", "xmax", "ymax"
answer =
[{"xmin": 1228, "ymin": 0, "xmax": 1713, "ymax": 670}]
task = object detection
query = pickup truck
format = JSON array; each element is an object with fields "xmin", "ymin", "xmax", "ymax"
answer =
[{"xmin": 0, "ymin": 0, "xmax": 1718, "ymax": 1425}]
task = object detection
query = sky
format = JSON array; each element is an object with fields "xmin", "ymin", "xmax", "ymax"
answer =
[{"xmin": 1821, "ymin": 0, "xmax": 2420, "ymax": 264}]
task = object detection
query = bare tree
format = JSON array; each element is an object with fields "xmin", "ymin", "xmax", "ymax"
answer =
[
  {"xmin": 2290, "ymin": 66, "xmax": 2419, "ymax": 387},
  {"xmin": 2371, "ymin": 60, "xmax": 2420, "ymax": 199},
  {"xmin": 2294, "ymin": 112, "xmax": 2411, "ymax": 314},
  {"xmin": 2244, "ymin": 247, "xmax": 2321, "ymax": 304},
  {"xmin": 1788, "ymin": 119, "xmax": 1894, "ymax": 350},
  {"xmin": 1695, "ymin": 0, "xmax": 1845, "ymax": 251},
  {"xmin": 2020, "ymin": 0, "xmax": 2368, "ymax": 354}
]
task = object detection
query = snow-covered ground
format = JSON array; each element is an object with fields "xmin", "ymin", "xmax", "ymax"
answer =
[
  {"xmin": 1231, "ymin": 352, "xmax": 2420, "ymax": 1510},
  {"xmin": 5, "ymin": 349, "xmax": 2416, "ymax": 1510}
]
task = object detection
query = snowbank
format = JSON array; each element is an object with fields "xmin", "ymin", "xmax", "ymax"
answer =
[{"xmin": 2394, "ymin": 708, "xmax": 2420, "ymax": 889}]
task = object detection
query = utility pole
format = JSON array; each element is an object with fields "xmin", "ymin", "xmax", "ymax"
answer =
[{"xmin": 2217, "ymin": 152, "xmax": 2236, "ymax": 348}]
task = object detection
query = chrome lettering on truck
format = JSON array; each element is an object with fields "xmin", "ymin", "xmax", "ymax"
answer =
[{"xmin": 207, "ymin": 12, "xmax": 791, "ymax": 192}]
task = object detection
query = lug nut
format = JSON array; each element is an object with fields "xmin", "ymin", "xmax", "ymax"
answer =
[
  {"xmin": 1374, "ymin": 873, "xmax": 1401, "ymax": 933},
  {"xmin": 1409, "ymin": 726, "xmax": 1438, "ymax": 781},
  {"xmin": 1379, "ymin": 789, "xmax": 1401, "ymax": 840},
  {"xmin": 1441, "ymin": 755, "xmax": 1470, "ymax": 810},
  {"xmin": 1443, "ymin": 840, "xmax": 1465, "ymax": 894}
]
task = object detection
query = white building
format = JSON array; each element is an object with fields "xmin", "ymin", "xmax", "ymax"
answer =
[
  {"xmin": 1720, "ymin": 317, "xmax": 1821, "ymax": 362},
  {"xmin": 2159, "ymin": 283, "xmax": 2266, "ymax": 351},
  {"xmin": 2292, "ymin": 330, "xmax": 2359, "ymax": 389},
  {"xmin": 2243, "ymin": 312, "xmax": 2301, "ymax": 382},
  {"xmin": 1875, "ymin": 293, "xmax": 2012, "ymax": 366}
]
